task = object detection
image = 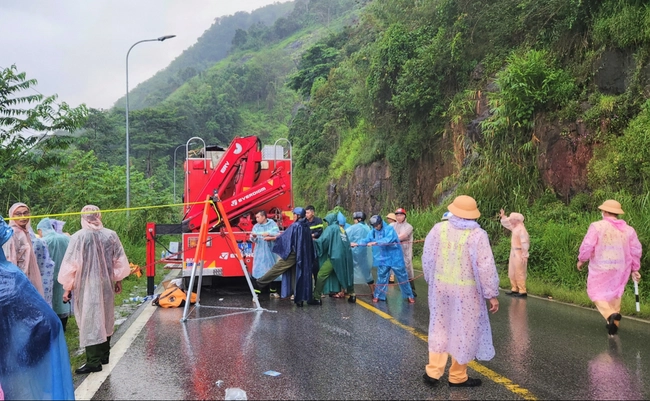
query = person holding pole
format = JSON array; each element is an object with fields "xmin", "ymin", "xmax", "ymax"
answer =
[{"xmin": 577, "ymin": 199, "xmax": 642, "ymax": 335}]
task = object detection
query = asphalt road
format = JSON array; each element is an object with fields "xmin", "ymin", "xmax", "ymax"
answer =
[{"xmin": 82, "ymin": 275, "xmax": 650, "ymax": 400}]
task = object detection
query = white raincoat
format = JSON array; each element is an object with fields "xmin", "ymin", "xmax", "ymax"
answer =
[{"xmin": 58, "ymin": 205, "xmax": 130, "ymax": 348}]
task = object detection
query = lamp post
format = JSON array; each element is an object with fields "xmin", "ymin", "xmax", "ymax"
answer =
[
  {"xmin": 173, "ymin": 144, "xmax": 185, "ymax": 203},
  {"xmin": 126, "ymin": 35, "xmax": 176, "ymax": 216}
]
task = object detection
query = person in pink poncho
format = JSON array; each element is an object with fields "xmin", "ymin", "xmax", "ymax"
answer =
[
  {"xmin": 58, "ymin": 205, "xmax": 131, "ymax": 374},
  {"xmin": 499, "ymin": 209, "xmax": 530, "ymax": 297},
  {"xmin": 577, "ymin": 199, "xmax": 642, "ymax": 335},
  {"xmin": 2, "ymin": 202, "xmax": 44, "ymax": 296},
  {"xmin": 421, "ymin": 195, "xmax": 499, "ymax": 388}
]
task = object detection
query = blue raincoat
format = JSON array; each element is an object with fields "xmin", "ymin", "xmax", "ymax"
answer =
[
  {"xmin": 0, "ymin": 217, "xmax": 74, "ymax": 400},
  {"xmin": 37, "ymin": 218, "xmax": 71, "ymax": 319},
  {"xmin": 273, "ymin": 218, "xmax": 315, "ymax": 304},
  {"xmin": 358, "ymin": 219, "xmax": 406, "ymax": 268},
  {"xmin": 346, "ymin": 221, "xmax": 373, "ymax": 284},
  {"xmin": 357, "ymin": 219, "xmax": 413, "ymax": 300},
  {"xmin": 250, "ymin": 219, "xmax": 280, "ymax": 280}
]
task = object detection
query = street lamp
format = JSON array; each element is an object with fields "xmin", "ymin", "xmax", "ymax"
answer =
[
  {"xmin": 173, "ymin": 144, "xmax": 185, "ymax": 203},
  {"xmin": 125, "ymin": 35, "xmax": 176, "ymax": 215}
]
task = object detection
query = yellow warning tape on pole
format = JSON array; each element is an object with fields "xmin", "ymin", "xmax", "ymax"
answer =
[{"xmin": 3, "ymin": 200, "xmax": 210, "ymax": 221}]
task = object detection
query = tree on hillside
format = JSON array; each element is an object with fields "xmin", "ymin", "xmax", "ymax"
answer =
[
  {"xmin": 0, "ymin": 64, "xmax": 88, "ymax": 203},
  {"xmin": 129, "ymin": 107, "xmax": 186, "ymax": 179}
]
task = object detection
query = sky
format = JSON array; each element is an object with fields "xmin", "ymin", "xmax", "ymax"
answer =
[{"xmin": 1, "ymin": 0, "xmax": 289, "ymax": 110}]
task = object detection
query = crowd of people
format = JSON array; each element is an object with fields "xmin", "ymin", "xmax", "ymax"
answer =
[
  {"xmin": 250, "ymin": 205, "xmax": 417, "ymax": 306},
  {"xmin": 0, "ymin": 203, "xmax": 131, "ymax": 399},
  {"xmin": 250, "ymin": 196, "xmax": 643, "ymax": 388},
  {"xmin": 0, "ymin": 195, "xmax": 642, "ymax": 396}
]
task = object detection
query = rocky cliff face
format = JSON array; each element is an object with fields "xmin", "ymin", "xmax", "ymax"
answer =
[
  {"xmin": 327, "ymin": 137, "xmax": 455, "ymax": 213},
  {"xmin": 327, "ymin": 48, "xmax": 643, "ymax": 213}
]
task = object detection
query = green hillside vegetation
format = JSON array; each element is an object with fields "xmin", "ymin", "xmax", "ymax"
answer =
[
  {"xmin": 4, "ymin": 0, "xmax": 650, "ymax": 317},
  {"xmin": 114, "ymin": 1, "xmax": 296, "ymax": 110},
  {"xmin": 284, "ymin": 0, "xmax": 650, "ymax": 315}
]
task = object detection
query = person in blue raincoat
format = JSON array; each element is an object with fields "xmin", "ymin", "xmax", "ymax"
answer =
[
  {"xmin": 351, "ymin": 215, "xmax": 415, "ymax": 303},
  {"xmin": 0, "ymin": 216, "xmax": 74, "ymax": 400},
  {"xmin": 250, "ymin": 211, "xmax": 281, "ymax": 297},
  {"xmin": 253, "ymin": 207, "xmax": 315, "ymax": 306},
  {"xmin": 346, "ymin": 212, "xmax": 374, "ymax": 285},
  {"xmin": 37, "ymin": 218, "xmax": 72, "ymax": 331},
  {"xmin": 308, "ymin": 212, "xmax": 356, "ymax": 305}
]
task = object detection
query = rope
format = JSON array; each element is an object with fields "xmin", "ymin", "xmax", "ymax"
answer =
[{"xmin": 3, "ymin": 200, "xmax": 209, "ymax": 221}]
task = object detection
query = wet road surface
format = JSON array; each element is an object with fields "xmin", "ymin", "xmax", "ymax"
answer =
[{"xmin": 86, "ymin": 275, "xmax": 650, "ymax": 400}]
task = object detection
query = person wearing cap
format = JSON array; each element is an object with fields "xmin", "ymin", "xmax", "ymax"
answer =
[
  {"xmin": 351, "ymin": 215, "xmax": 415, "ymax": 303},
  {"xmin": 393, "ymin": 207, "xmax": 417, "ymax": 296},
  {"xmin": 499, "ymin": 209, "xmax": 530, "ymax": 297},
  {"xmin": 253, "ymin": 207, "xmax": 315, "ymax": 306},
  {"xmin": 346, "ymin": 212, "xmax": 374, "ymax": 285},
  {"xmin": 577, "ymin": 200, "xmax": 642, "ymax": 335},
  {"xmin": 421, "ymin": 195, "xmax": 499, "ymax": 388},
  {"xmin": 309, "ymin": 212, "xmax": 356, "ymax": 305}
]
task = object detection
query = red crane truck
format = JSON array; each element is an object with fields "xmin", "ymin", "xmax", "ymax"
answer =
[{"xmin": 145, "ymin": 136, "xmax": 293, "ymax": 295}]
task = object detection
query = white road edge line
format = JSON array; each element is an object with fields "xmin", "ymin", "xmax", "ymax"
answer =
[{"xmin": 74, "ymin": 304, "xmax": 157, "ymax": 400}]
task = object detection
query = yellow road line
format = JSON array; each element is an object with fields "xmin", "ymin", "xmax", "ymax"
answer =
[{"xmin": 356, "ymin": 299, "xmax": 537, "ymax": 400}]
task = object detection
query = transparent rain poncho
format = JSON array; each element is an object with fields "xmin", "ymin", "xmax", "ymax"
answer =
[
  {"xmin": 346, "ymin": 221, "xmax": 373, "ymax": 284},
  {"xmin": 422, "ymin": 217, "xmax": 500, "ymax": 365},
  {"xmin": 58, "ymin": 205, "xmax": 131, "ymax": 347},
  {"xmin": 250, "ymin": 218, "xmax": 280, "ymax": 280},
  {"xmin": 2, "ymin": 202, "xmax": 44, "ymax": 296},
  {"xmin": 0, "ymin": 216, "xmax": 74, "ymax": 400},
  {"xmin": 37, "ymin": 218, "xmax": 72, "ymax": 318}
]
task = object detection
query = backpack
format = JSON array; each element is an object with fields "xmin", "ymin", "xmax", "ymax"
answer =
[{"xmin": 152, "ymin": 285, "xmax": 197, "ymax": 308}]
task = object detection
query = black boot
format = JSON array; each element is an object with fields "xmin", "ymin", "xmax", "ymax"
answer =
[
  {"xmin": 348, "ymin": 295, "xmax": 356, "ymax": 303},
  {"xmin": 75, "ymin": 364, "xmax": 102, "ymax": 374},
  {"xmin": 307, "ymin": 298, "xmax": 322, "ymax": 306}
]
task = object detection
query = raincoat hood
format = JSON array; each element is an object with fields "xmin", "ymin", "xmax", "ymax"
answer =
[
  {"xmin": 323, "ymin": 213, "xmax": 338, "ymax": 226},
  {"xmin": 337, "ymin": 212, "xmax": 347, "ymax": 226},
  {"xmin": 37, "ymin": 218, "xmax": 56, "ymax": 237},
  {"xmin": 81, "ymin": 205, "xmax": 104, "ymax": 230},
  {"xmin": 8, "ymin": 202, "xmax": 29, "ymax": 233},
  {"xmin": 448, "ymin": 215, "xmax": 481, "ymax": 230},
  {"xmin": 603, "ymin": 215, "xmax": 629, "ymax": 233},
  {"xmin": 52, "ymin": 219, "xmax": 66, "ymax": 234}
]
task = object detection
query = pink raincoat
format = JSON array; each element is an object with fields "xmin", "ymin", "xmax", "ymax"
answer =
[
  {"xmin": 422, "ymin": 217, "xmax": 500, "ymax": 364},
  {"xmin": 58, "ymin": 206, "xmax": 130, "ymax": 348},
  {"xmin": 392, "ymin": 220, "xmax": 414, "ymax": 279},
  {"xmin": 2, "ymin": 203, "xmax": 44, "ymax": 296},
  {"xmin": 578, "ymin": 217, "xmax": 642, "ymax": 302}
]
